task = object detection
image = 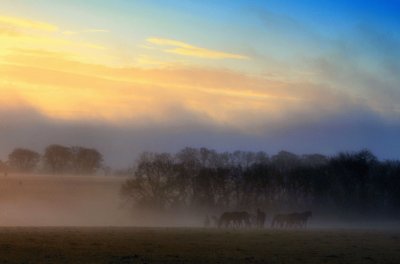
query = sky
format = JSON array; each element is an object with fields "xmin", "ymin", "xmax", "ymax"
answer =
[{"xmin": 0, "ymin": 0, "xmax": 399, "ymax": 167}]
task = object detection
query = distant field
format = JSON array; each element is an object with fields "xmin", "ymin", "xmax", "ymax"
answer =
[
  {"xmin": 0, "ymin": 227, "xmax": 398, "ymax": 263},
  {"xmin": 0, "ymin": 173, "xmax": 132, "ymax": 226}
]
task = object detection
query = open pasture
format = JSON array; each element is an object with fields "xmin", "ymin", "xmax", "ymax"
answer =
[{"xmin": 0, "ymin": 227, "xmax": 398, "ymax": 263}]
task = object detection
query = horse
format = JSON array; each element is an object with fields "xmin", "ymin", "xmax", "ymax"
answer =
[
  {"xmin": 237, "ymin": 211, "xmax": 251, "ymax": 228},
  {"xmin": 297, "ymin": 211, "xmax": 312, "ymax": 228},
  {"xmin": 218, "ymin": 211, "xmax": 251, "ymax": 228},
  {"xmin": 218, "ymin": 212, "xmax": 234, "ymax": 228},
  {"xmin": 286, "ymin": 212, "xmax": 301, "ymax": 228},
  {"xmin": 285, "ymin": 211, "xmax": 312, "ymax": 228},
  {"xmin": 271, "ymin": 214, "xmax": 288, "ymax": 228},
  {"xmin": 271, "ymin": 211, "xmax": 312, "ymax": 229}
]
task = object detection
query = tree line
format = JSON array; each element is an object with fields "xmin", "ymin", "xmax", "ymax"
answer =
[
  {"xmin": 121, "ymin": 147, "xmax": 400, "ymax": 219},
  {"xmin": 1, "ymin": 145, "xmax": 103, "ymax": 175}
]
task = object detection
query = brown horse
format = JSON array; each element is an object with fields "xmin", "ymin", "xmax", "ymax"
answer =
[
  {"xmin": 218, "ymin": 211, "xmax": 251, "ymax": 228},
  {"xmin": 218, "ymin": 212, "xmax": 233, "ymax": 228},
  {"xmin": 297, "ymin": 211, "xmax": 312, "ymax": 228},
  {"xmin": 271, "ymin": 214, "xmax": 287, "ymax": 228},
  {"xmin": 271, "ymin": 211, "xmax": 312, "ymax": 229}
]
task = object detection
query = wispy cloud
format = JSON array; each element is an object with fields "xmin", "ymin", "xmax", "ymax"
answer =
[
  {"xmin": 147, "ymin": 37, "xmax": 249, "ymax": 60},
  {"xmin": 62, "ymin": 29, "xmax": 109, "ymax": 35},
  {"xmin": 0, "ymin": 15, "xmax": 108, "ymax": 63},
  {"xmin": 0, "ymin": 15, "xmax": 58, "ymax": 31}
]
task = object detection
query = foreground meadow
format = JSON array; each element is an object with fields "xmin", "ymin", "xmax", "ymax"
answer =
[{"xmin": 0, "ymin": 227, "xmax": 398, "ymax": 263}]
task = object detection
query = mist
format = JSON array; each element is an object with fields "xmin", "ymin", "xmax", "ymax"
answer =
[
  {"xmin": 0, "ymin": 173, "xmax": 208, "ymax": 227},
  {"xmin": 1, "ymin": 103, "xmax": 400, "ymax": 169},
  {"xmin": 0, "ymin": 173, "xmax": 127, "ymax": 226},
  {"xmin": 0, "ymin": 173, "xmax": 398, "ymax": 229}
]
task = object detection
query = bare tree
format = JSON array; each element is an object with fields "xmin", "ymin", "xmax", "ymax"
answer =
[
  {"xmin": 121, "ymin": 152, "xmax": 180, "ymax": 209},
  {"xmin": 121, "ymin": 147, "xmax": 400, "ymax": 219}
]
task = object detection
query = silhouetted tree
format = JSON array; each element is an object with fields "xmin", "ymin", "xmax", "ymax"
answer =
[
  {"xmin": 301, "ymin": 154, "xmax": 328, "ymax": 167},
  {"xmin": 376, "ymin": 161, "xmax": 400, "ymax": 212},
  {"xmin": 8, "ymin": 148, "xmax": 40, "ymax": 173},
  {"xmin": 121, "ymin": 147, "xmax": 400, "ymax": 219},
  {"xmin": 326, "ymin": 150, "xmax": 378, "ymax": 213},
  {"xmin": 70, "ymin": 146, "xmax": 103, "ymax": 174},
  {"xmin": 175, "ymin": 147, "xmax": 202, "ymax": 207},
  {"xmin": 272, "ymin": 151, "xmax": 300, "ymax": 173},
  {"xmin": 43, "ymin": 144, "xmax": 72, "ymax": 174},
  {"xmin": 121, "ymin": 152, "xmax": 180, "ymax": 209}
]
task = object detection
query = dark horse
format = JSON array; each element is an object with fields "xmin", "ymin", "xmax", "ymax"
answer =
[
  {"xmin": 297, "ymin": 211, "xmax": 312, "ymax": 228},
  {"xmin": 286, "ymin": 211, "xmax": 312, "ymax": 228},
  {"xmin": 218, "ymin": 211, "xmax": 251, "ymax": 228},
  {"xmin": 271, "ymin": 214, "xmax": 287, "ymax": 228}
]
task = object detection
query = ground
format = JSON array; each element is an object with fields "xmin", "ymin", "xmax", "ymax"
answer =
[{"xmin": 0, "ymin": 227, "xmax": 398, "ymax": 263}]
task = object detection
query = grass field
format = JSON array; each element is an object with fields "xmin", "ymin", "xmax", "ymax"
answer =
[{"xmin": 0, "ymin": 227, "xmax": 398, "ymax": 263}]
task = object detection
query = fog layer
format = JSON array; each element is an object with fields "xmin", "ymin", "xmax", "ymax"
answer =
[
  {"xmin": 1, "ymin": 105, "xmax": 400, "ymax": 169},
  {"xmin": 0, "ymin": 174, "xmax": 130, "ymax": 226}
]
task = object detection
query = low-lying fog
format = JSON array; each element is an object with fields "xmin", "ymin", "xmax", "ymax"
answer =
[
  {"xmin": 0, "ymin": 174, "xmax": 209, "ymax": 227},
  {"xmin": 0, "ymin": 174, "xmax": 129, "ymax": 226},
  {"xmin": 0, "ymin": 174, "xmax": 181, "ymax": 226},
  {"xmin": 0, "ymin": 173, "xmax": 399, "ymax": 230}
]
